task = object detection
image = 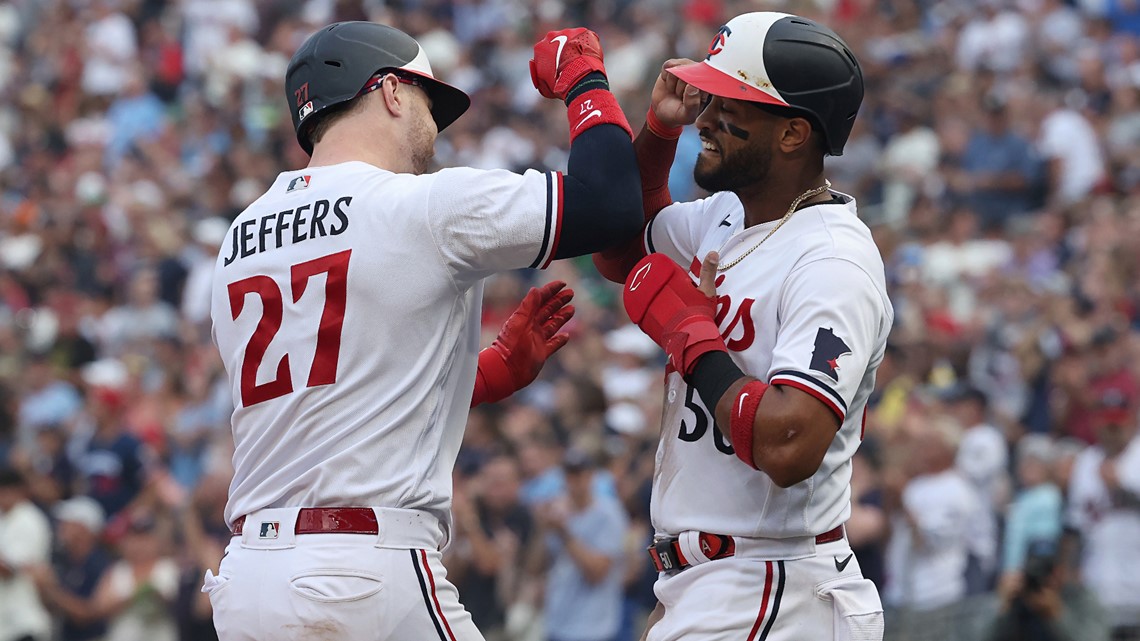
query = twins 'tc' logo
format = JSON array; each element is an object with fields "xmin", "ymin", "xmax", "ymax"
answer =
[{"xmin": 707, "ymin": 25, "xmax": 732, "ymax": 59}]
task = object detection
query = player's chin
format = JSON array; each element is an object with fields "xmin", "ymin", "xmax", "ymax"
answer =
[{"xmin": 693, "ymin": 155, "xmax": 721, "ymax": 183}]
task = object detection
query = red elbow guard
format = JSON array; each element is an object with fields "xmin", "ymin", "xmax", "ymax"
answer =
[
  {"xmin": 730, "ymin": 380, "xmax": 769, "ymax": 469},
  {"xmin": 567, "ymin": 89, "xmax": 632, "ymax": 143}
]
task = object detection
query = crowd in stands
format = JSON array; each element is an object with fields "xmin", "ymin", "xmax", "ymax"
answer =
[{"xmin": 1, "ymin": 0, "xmax": 1140, "ymax": 640}]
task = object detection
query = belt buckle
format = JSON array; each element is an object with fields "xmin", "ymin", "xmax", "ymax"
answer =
[{"xmin": 649, "ymin": 538, "xmax": 682, "ymax": 572}]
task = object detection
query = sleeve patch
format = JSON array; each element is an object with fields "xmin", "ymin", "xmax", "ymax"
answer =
[{"xmin": 808, "ymin": 327, "xmax": 851, "ymax": 382}]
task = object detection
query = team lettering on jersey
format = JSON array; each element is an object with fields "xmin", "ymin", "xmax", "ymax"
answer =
[{"xmin": 223, "ymin": 196, "xmax": 352, "ymax": 266}]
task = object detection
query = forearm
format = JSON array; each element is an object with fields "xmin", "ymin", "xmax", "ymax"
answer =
[
  {"xmin": 553, "ymin": 78, "xmax": 642, "ymax": 259},
  {"xmin": 466, "ymin": 526, "xmax": 504, "ymax": 576},
  {"xmin": 592, "ymin": 119, "xmax": 680, "ymax": 282},
  {"xmin": 692, "ymin": 353, "xmax": 835, "ymax": 488},
  {"xmin": 561, "ymin": 535, "xmax": 613, "ymax": 584}
]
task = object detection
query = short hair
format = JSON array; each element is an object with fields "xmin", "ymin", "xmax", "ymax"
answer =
[{"xmin": 302, "ymin": 95, "xmax": 370, "ymax": 150}]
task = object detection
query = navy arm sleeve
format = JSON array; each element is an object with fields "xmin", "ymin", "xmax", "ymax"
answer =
[{"xmin": 553, "ymin": 114, "xmax": 643, "ymax": 260}]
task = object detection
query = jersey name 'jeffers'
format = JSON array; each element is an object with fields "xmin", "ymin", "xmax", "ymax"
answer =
[{"xmin": 223, "ymin": 196, "xmax": 352, "ymax": 266}]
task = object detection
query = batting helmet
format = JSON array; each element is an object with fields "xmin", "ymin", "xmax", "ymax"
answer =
[
  {"xmin": 285, "ymin": 22, "xmax": 471, "ymax": 155},
  {"xmin": 669, "ymin": 12, "xmax": 863, "ymax": 156}
]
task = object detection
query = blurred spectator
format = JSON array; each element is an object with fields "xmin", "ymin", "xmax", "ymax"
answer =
[
  {"xmin": 884, "ymin": 419, "xmax": 985, "ymax": 630},
  {"xmin": 849, "ymin": 446, "xmax": 889, "ymax": 592},
  {"xmin": 448, "ymin": 454, "xmax": 536, "ymax": 641},
  {"xmin": 1002, "ymin": 436, "xmax": 1064, "ymax": 577},
  {"xmin": 17, "ymin": 353, "xmax": 82, "ymax": 451},
  {"xmin": 946, "ymin": 384, "xmax": 1007, "ymax": 588},
  {"xmin": 1036, "ymin": 91, "xmax": 1106, "ymax": 207},
  {"xmin": 92, "ymin": 513, "xmax": 177, "ymax": 641},
  {"xmin": 0, "ymin": 467, "xmax": 52, "ymax": 641},
  {"xmin": 1065, "ymin": 393, "xmax": 1140, "ymax": 636},
  {"xmin": 72, "ymin": 383, "xmax": 147, "ymax": 520},
  {"xmin": 985, "ymin": 539, "xmax": 1109, "ymax": 641},
  {"xmin": 878, "ymin": 103, "xmax": 940, "ymax": 229},
  {"xmin": 949, "ymin": 95, "xmax": 1041, "ymax": 233},
  {"xmin": 29, "ymin": 497, "xmax": 111, "ymax": 641},
  {"xmin": 535, "ymin": 450, "xmax": 628, "ymax": 641}
]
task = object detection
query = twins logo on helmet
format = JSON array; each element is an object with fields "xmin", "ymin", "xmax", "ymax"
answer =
[{"xmin": 707, "ymin": 25, "xmax": 732, "ymax": 59}]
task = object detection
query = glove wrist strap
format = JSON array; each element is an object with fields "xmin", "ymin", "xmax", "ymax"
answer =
[
  {"xmin": 567, "ymin": 88, "xmax": 633, "ymax": 143},
  {"xmin": 472, "ymin": 346, "xmax": 515, "ymax": 406}
]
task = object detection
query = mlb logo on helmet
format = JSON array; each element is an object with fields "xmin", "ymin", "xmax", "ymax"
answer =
[
  {"xmin": 259, "ymin": 521, "xmax": 280, "ymax": 539},
  {"xmin": 298, "ymin": 100, "xmax": 314, "ymax": 121},
  {"xmin": 287, "ymin": 175, "xmax": 312, "ymax": 192}
]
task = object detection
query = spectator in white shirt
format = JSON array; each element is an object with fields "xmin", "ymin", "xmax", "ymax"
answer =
[
  {"xmin": 885, "ymin": 416, "xmax": 987, "ymax": 615},
  {"xmin": 944, "ymin": 385, "xmax": 1008, "ymax": 589},
  {"xmin": 1065, "ymin": 400, "xmax": 1140, "ymax": 634},
  {"xmin": 0, "ymin": 467, "xmax": 52, "ymax": 641}
]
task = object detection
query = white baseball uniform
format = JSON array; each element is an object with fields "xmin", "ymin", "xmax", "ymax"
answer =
[
  {"xmin": 205, "ymin": 160, "xmax": 564, "ymax": 641},
  {"xmin": 1066, "ymin": 436, "xmax": 1140, "ymax": 627},
  {"xmin": 642, "ymin": 190, "xmax": 892, "ymax": 641}
]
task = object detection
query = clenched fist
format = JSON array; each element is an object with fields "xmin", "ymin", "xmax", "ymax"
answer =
[{"xmin": 530, "ymin": 28, "xmax": 607, "ymax": 101}]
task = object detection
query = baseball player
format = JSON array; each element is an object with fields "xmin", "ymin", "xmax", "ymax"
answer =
[
  {"xmin": 594, "ymin": 12, "xmax": 892, "ymax": 641},
  {"xmin": 204, "ymin": 21, "xmax": 642, "ymax": 641}
]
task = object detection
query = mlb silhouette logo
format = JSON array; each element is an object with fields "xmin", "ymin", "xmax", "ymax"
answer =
[
  {"xmin": 287, "ymin": 175, "xmax": 311, "ymax": 192},
  {"xmin": 259, "ymin": 521, "xmax": 280, "ymax": 539}
]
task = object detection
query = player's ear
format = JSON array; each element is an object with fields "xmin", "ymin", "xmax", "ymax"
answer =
[
  {"xmin": 777, "ymin": 117, "xmax": 814, "ymax": 154},
  {"xmin": 379, "ymin": 74, "xmax": 404, "ymax": 117}
]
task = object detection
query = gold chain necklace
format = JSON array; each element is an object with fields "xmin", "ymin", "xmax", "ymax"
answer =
[{"xmin": 716, "ymin": 179, "xmax": 832, "ymax": 272}]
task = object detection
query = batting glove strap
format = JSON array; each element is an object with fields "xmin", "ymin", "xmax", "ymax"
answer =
[
  {"xmin": 472, "ymin": 345, "xmax": 516, "ymax": 406},
  {"xmin": 730, "ymin": 380, "xmax": 770, "ymax": 469},
  {"xmin": 567, "ymin": 89, "xmax": 633, "ymax": 144}
]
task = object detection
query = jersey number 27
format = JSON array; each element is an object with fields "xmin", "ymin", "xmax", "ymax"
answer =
[{"xmin": 227, "ymin": 249, "xmax": 351, "ymax": 407}]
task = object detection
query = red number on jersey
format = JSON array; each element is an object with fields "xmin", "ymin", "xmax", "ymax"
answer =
[{"xmin": 227, "ymin": 249, "xmax": 352, "ymax": 407}]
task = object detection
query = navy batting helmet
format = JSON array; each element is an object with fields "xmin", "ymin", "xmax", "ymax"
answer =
[
  {"xmin": 670, "ymin": 12, "xmax": 863, "ymax": 156},
  {"xmin": 285, "ymin": 22, "xmax": 471, "ymax": 155}
]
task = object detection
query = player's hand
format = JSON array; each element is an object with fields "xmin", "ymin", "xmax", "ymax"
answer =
[
  {"xmin": 653, "ymin": 59, "xmax": 703, "ymax": 129},
  {"xmin": 530, "ymin": 28, "xmax": 607, "ymax": 101},
  {"xmin": 623, "ymin": 252, "xmax": 726, "ymax": 377},
  {"xmin": 490, "ymin": 280, "xmax": 575, "ymax": 391}
]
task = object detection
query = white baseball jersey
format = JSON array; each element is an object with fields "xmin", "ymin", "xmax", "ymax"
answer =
[
  {"xmin": 1065, "ymin": 436, "xmax": 1140, "ymax": 624},
  {"xmin": 211, "ymin": 160, "xmax": 564, "ymax": 529},
  {"xmin": 644, "ymin": 190, "xmax": 892, "ymax": 539}
]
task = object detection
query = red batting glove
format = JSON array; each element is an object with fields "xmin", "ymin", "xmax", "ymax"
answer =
[
  {"xmin": 472, "ymin": 281, "xmax": 575, "ymax": 406},
  {"xmin": 530, "ymin": 28, "xmax": 607, "ymax": 101},
  {"xmin": 623, "ymin": 253, "xmax": 727, "ymax": 377}
]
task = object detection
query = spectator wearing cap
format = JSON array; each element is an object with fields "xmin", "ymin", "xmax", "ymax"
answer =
[
  {"xmin": 534, "ymin": 449, "xmax": 628, "ymax": 641},
  {"xmin": 1001, "ymin": 436, "xmax": 1064, "ymax": 578},
  {"xmin": 1065, "ymin": 387, "xmax": 1140, "ymax": 635},
  {"xmin": 28, "ymin": 496, "xmax": 112, "ymax": 641},
  {"xmin": 0, "ymin": 467, "xmax": 52, "ymax": 641},
  {"xmin": 73, "ymin": 364, "xmax": 148, "ymax": 519}
]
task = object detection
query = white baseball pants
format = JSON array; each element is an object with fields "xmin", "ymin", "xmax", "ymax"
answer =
[
  {"xmin": 647, "ymin": 538, "xmax": 883, "ymax": 641},
  {"xmin": 203, "ymin": 507, "xmax": 484, "ymax": 641}
]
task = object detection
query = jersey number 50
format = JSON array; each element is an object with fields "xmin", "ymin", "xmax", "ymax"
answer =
[{"xmin": 227, "ymin": 249, "xmax": 351, "ymax": 407}]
